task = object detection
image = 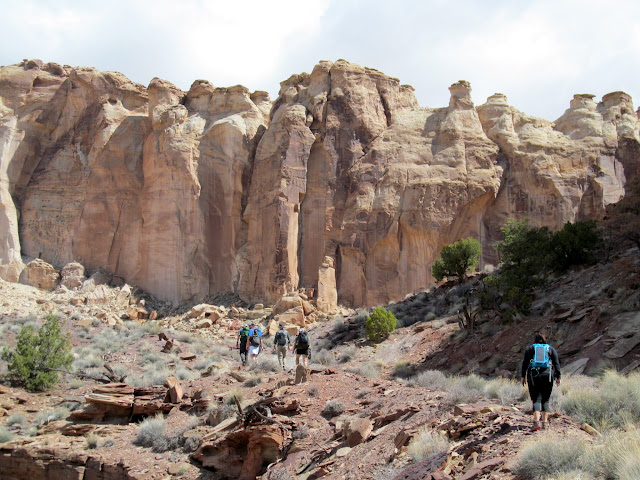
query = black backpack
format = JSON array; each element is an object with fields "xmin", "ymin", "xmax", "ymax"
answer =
[
  {"xmin": 250, "ymin": 330, "xmax": 261, "ymax": 347},
  {"xmin": 275, "ymin": 330, "xmax": 288, "ymax": 346},
  {"xmin": 297, "ymin": 332, "xmax": 309, "ymax": 348}
]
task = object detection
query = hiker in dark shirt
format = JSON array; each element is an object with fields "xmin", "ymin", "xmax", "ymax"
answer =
[
  {"xmin": 521, "ymin": 333, "xmax": 561, "ymax": 431},
  {"xmin": 290, "ymin": 328, "xmax": 310, "ymax": 367}
]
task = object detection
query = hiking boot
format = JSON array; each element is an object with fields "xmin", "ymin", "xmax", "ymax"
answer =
[
  {"xmin": 532, "ymin": 421, "xmax": 542, "ymax": 432},
  {"xmin": 542, "ymin": 421, "xmax": 549, "ymax": 430}
]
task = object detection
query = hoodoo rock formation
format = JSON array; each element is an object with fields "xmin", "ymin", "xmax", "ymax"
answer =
[{"xmin": 1, "ymin": 59, "xmax": 638, "ymax": 306}]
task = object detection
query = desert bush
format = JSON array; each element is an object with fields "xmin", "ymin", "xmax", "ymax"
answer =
[
  {"xmin": 6, "ymin": 414, "xmax": 27, "ymax": 426},
  {"xmin": 73, "ymin": 353, "xmax": 104, "ymax": 371},
  {"xmin": 446, "ymin": 375, "xmax": 486, "ymax": 404},
  {"xmin": 176, "ymin": 366, "xmax": 198, "ymax": 381},
  {"xmin": 35, "ymin": 408, "xmax": 70, "ymax": 426},
  {"xmin": 249, "ymin": 356, "xmax": 279, "ymax": 373},
  {"xmin": 307, "ymin": 386, "xmax": 319, "ymax": 397},
  {"xmin": 224, "ymin": 389, "xmax": 244, "ymax": 405},
  {"xmin": 134, "ymin": 413, "xmax": 198, "ymax": 452},
  {"xmin": 364, "ymin": 307, "xmax": 397, "ymax": 343},
  {"xmin": 292, "ymin": 424, "xmax": 309, "ymax": 439},
  {"xmin": 586, "ymin": 428, "xmax": 640, "ymax": 479},
  {"xmin": 0, "ymin": 427, "xmax": 13, "ymax": 443},
  {"xmin": 352, "ymin": 361, "xmax": 382, "ymax": 378},
  {"xmin": 356, "ymin": 388, "xmax": 372, "ymax": 399},
  {"xmin": 337, "ymin": 345, "xmax": 357, "ymax": 363},
  {"xmin": 432, "ymin": 237, "xmax": 481, "ymax": 283},
  {"xmin": 543, "ymin": 471, "xmax": 593, "ymax": 480},
  {"xmin": 483, "ymin": 378, "xmax": 526, "ymax": 405},
  {"xmin": 413, "ymin": 370, "xmax": 448, "ymax": 390},
  {"xmin": 560, "ymin": 370, "xmax": 640, "ymax": 430},
  {"xmin": 313, "ymin": 349, "xmax": 335, "ymax": 366},
  {"xmin": 407, "ymin": 426, "xmax": 449, "ymax": 461},
  {"xmin": 514, "ymin": 434, "xmax": 586, "ymax": 479},
  {"xmin": 243, "ymin": 376, "xmax": 262, "ymax": 387},
  {"xmin": 322, "ymin": 399, "xmax": 346, "ymax": 417},
  {"xmin": 208, "ymin": 404, "xmax": 236, "ymax": 426},
  {"xmin": 134, "ymin": 414, "xmax": 166, "ymax": 448},
  {"xmin": 391, "ymin": 361, "xmax": 415, "ymax": 379},
  {"xmin": 1, "ymin": 314, "xmax": 73, "ymax": 391},
  {"xmin": 332, "ymin": 317, "xmax": 347, "ymax": 334},
  {"xmin": 86, "ymin": 433, "xmax": 100, "ymax": 449}
]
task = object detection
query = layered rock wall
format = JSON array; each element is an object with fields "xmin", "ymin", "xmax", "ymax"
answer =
[{"xmin": 1, "ymin": 59, "xmax": 638, "ymax": 306}]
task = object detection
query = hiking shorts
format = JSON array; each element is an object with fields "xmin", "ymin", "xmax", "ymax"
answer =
[
  {"xmin": 249, "ymin": 346, "xmax": 261, "ymax": 356},
  {"xmin": 296, "ymin": 347, "xmax": 309, "ymax": 356},
  {"xmin": 527, "ymin": 369, "xmax": 554, "ymax": 412}
]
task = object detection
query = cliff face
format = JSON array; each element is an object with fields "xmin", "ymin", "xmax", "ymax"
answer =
[{"xmin": 1, "ymin": 59, "xmax": 638, "ymax": 306}]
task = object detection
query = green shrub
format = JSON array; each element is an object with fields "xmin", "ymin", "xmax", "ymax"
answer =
[
  {"xmin": 550, "ymin": 221, "xmax": 602, "ymax": 272},
  {"xmin": 407, "ymin": 426, "xmax": 449, "ymax": 461},
  {"xmin": 364, "ymin": 307, "xmax": 397, "ymax": 342},
  {"xmin": 514, "ymin": 435, "xmax": 586, "ymax": 479},
  {"xmin": 1, "ymin": 314, "xmax": 73, "ymax": 391},
  {"xmin": 432, "ymin": 237, "xmax": 482, "ymax": 283}
]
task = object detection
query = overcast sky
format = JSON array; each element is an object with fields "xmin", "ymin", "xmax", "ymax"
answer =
[{"xmin": 2, "ymin": 0, "xmax": 639, "ymax": 121}]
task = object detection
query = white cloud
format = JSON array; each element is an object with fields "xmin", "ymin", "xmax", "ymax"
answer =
[{"xmin": 1, "ymin": 0, "xmax": 639, "ymax": 119}]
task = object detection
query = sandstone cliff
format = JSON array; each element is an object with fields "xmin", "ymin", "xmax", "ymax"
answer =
[{"xmin": 1, "ymin": 59, "xmax": 638, "ymax": 306}]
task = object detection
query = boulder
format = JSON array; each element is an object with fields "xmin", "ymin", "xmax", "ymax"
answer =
[
  {"xmin": 275, "ymin": 307, "xmax": 305, "ymax": 327},
  {"xmin": 301, "ymin": 300, "xmax": 315, "ymax": 316},
  {"xmin": 115, "ymin": 284, "xmax": 131, "ymax": 307},
  {"xmin": 60, "ymin": 262, "xmax": 86, "ymax": 289},
  {"xmin": 125, "ymin": 305, "xmax": 148, "ymax": 321},
  {"xmin": 273, "ymin": 296, "xmax": 303, "ymax": 315},
  {"xmin": 86, "ymin": 284, "xmax": 109, "ymax": 305},
  {"xmin": 294, "ymin": 364, "xmax": 309, "ymax": 384},
  {"xmin": 19, "ymin": 259, "xmax": 59, "ymax": 290},
  {"xmin": 188, "ymin": 304, "xmax": 223, "ymax": 322},
  {"xmin": 343, "ymin": 417, "xmax": 373, "ymax": 447}
]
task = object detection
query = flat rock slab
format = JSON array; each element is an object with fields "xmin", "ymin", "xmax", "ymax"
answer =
[
  {"xmin": 604, "ymin": 333, "xmax": 640, "ymax": 359},
  {"xmin": 563, "ymin": 358, "xmax": 590, "ymax": 375}
]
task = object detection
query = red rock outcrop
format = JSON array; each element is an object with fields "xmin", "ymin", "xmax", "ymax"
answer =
[{"xmin": 1, "ymin": 59, "xmax": 638, "ymax": 306}]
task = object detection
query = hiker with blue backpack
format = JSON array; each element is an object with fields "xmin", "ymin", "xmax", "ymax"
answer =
[
  {"xmin": 246, "ymin": 321, "xmax": 263, "ymax": 364},
  {"xmin": 521, "ymin": 333, "xmax": 561, "ymax": 431}
]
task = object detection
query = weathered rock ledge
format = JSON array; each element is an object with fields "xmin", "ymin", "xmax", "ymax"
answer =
[{"xmin": 1, "ymin": 58, "xmax": 639, "ymax": 307}]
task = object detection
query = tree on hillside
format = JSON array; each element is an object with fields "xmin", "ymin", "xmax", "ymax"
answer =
[
  {"xmin": 1, "ymin": 314, "xmax": 73, "ymax": 391},
  {"xmin": 365, "ymin": 307, "xmax": 397, "ymax": 342},
  {"xmin": 432, "ymin": 237, "xmax": 482, "ymax": 284},
  {"xmin": 550, "ymin": 220, "xmax": 603, "ymax": 272}
]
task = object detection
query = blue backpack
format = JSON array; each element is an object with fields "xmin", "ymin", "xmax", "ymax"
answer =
[{"xmin": 530, "ymin": 343, "xmax": 551, "ymax": 369}]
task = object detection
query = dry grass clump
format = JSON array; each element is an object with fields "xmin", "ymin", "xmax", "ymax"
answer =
[
  {"xmin": 6, "ymin": 414, "xmax": 27, "ymax": 426},
  {"xmin": 586, "ymin": 428, "xmax": 640, "ymax": 479},
  {"xmin": 313, "ymin": 349, "xmax": 335, "ymax": 366},
  {"xmin": 249, "ymin": 356, "xmax": 279, "ymax": 373},
  {"xmin": 134, "ymin": 414, "xmax": 198, "ymax": 452},
  {"xmin": 483, "ymin": 378, "xmax": 527, "ymax": 405},
  {"xmin": 514, "ymin": 434, "xmax": 586, "ymax": 479},
  {"xmin": 223, "ymin": 389, "xmax": 245, "ymax": 406},
  {"xmin": 560, "ymin": 370, "xmax": 640, "ymax": 430},
  {"xmin": 208, "ymin": 404, "xmax": 237, "ymax": 426},
  {"xmin": 407, "ymin": 426, "xmax": 449, "ymax": 461},
  {"xmin": 337, "ymin": 345, "xmax": 357, "ymax": 363},
  {"xmin": 391, "ymin": 361, "xmax": 415, "ymax": 379},
  {"xmin": 0, "ymin": 426, "xmax": 13, "ymax": 443},
  {"xmin": 322, "ymin": 399, "xmax": 346, "ymax": 417},
  {"xmin": 35, "ymin": 408, "xmax": 70, "ymax": 426},
  {"xmin": 413, "ymin": 370, "xmax": 448, "ymax": 390}
]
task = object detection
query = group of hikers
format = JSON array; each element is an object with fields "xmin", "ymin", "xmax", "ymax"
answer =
[
  {"xmin": 236, "ymin": 318, "xmax": 560, "ymax": 432},
  {"xmin": 235, "ymin": 321, "xmax": 310, "ymax": 370}
]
